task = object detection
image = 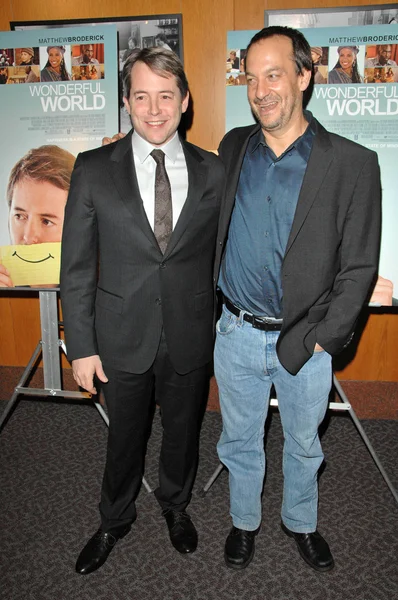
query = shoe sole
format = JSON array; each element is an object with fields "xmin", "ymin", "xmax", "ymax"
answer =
[
  {"xmin": 297, "ymin": 550, "xmax": 335, "ymax": 572},
  {"xmin": 281, "ymin": 523, "xmax": 334, "ymax": 573},
  {"xmin": 224, "ymin": 546, "xmax": 255, "ymax": 570}
]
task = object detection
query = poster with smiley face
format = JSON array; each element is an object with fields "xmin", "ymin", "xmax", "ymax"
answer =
[
  {"xmin": 0, "ymin": 26, "xmax": 118, "ymax": 289},
  {"xmin": 0, "ymin": 243, "xmax": 61, "ymax": 286}
]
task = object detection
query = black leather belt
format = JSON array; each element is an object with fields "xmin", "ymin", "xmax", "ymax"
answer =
[{"xmin": 224, "ymin": 297, "xmax": 282, "ymax": 331}]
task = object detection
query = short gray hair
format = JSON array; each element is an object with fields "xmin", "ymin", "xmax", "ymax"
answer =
[{"xmin": 122, "ymin": 47, "xmax": 188, "ymax": 100}]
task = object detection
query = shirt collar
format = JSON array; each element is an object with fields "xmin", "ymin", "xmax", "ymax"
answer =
[
  {"xmin": 132, "ymin": 130, "xmax": 181, "ymax": 164},
  {"xmin": 248, "ymin": 110, "xmax": 315, "ymax": 161}
]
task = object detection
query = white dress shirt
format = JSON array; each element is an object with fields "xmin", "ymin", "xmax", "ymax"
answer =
[{"xmin": 132, "ymin": 131, "xmax": 188, "ymax": 230}]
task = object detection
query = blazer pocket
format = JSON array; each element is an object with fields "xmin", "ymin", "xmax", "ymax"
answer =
[
  {"xmin": 95, "ymin": 287, "xmax": 124, "ymax": 314},
  {"xmin": 197, "ymin": 196, "xmax": 219, "ymax": 210},
  {"xmin": 307, "ymin": 303, "xmax": 329, "ymax": 324}
]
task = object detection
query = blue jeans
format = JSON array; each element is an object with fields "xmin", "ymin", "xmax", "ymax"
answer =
[{"xmin": 215, "ymin": 304, "xmax": 332, "ymax": 533}]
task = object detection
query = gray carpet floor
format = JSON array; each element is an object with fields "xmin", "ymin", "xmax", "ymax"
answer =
[{"xmin": 0, "ymin": 397, "xmax": 397, "ymax": 600}]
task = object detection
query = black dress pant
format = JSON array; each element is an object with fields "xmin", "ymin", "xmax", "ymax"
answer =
[{"xmin": 99, "ymin": 332, "xmax": 209, "ymax": 534}]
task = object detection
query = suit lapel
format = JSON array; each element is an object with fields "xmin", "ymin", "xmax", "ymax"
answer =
[
  {"xmin": 109, "ymin": 135, "xmax": 210, "ymax": 256},
  {"xmin": 284, "ymin": 121, "xmax": 333, "ymax": 258},
  {"xmin": 163, "ymin": 140, "xmax": 208, "ymax": 257},
  {"xmin": 220, "ymin": 126, "xmax": 259, "ymax": 240},
  {"xmin": 109, "ymin": 131, "xmax": 157, "ymax": 247}
]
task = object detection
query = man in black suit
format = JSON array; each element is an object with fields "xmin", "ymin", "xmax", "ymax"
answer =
[
  {"xmin": 213, "ymin": 26, "xmax": 381, "ymax": 571},
  {"xmin": 60, "ymin": 47, "xmax": 224, "ymax": 574}
]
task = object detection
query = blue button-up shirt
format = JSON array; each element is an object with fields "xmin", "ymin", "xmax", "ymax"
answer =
[{"xmin": 219, "ymin": 115, "xmax": 315, "ymax": 318}]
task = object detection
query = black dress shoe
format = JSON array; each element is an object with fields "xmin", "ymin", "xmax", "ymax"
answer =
[
  {"xmin": 163, "ymin": 510, "xmax": 198, "ymax": 554},
  {"xmin": 224, "ymin": 526, "xmax": 259, "ymax": 569},
  {"xmin": 281, "ymin": 522, "xmax": 334, "ymax": 572},
  {"xmin": 75, "ymin": 526, "xmax": 130, "ymax": 575}
]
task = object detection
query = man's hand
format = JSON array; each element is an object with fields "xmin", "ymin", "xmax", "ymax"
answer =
[
  {"xmin": 314, "ymin": 343, "xmax": 324, "ymax": 352},
  {"xmin": 72, "ymin": 355, "xmax": 108, "ymax": 394},
  {"xmin": 0, "ymin": 264, "xmax": 14, "ymax": 287},
  {"xmin": 101, "ymin": 132, "xmax": 126, "ymax": 146},
  {"xmin": 370, "ymin": 275, "xmax": 393, "ymax": 306}
]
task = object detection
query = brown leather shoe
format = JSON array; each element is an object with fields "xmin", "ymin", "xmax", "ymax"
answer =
[
  {"xmin": 281, "ymin": 522, "xmax": 334, "ymax": 572},
  {"xmin": 224, "ymin": 526, "xmax": 259, "ymax": 569},
  {"xmin": 163, "ymin": 510, "xmax": 198, "ymax": 554}
]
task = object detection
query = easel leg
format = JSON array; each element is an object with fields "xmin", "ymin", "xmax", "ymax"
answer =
[
  {"xmin": 0, "ymin": 342, "xmax": 42, "ymax": 433},
  {"xmin": 200, "ymin": 462, "xmax": 224, "ymax": 497},
  {"xmin": 200, "ymin": 377, "xmax": 398, "ymax": 505},
  {"xmin": 333, "ymin": 376, "xmax": 398, "ymax": 505}
]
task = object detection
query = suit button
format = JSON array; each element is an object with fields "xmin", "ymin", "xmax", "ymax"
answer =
[
  {"xmin": 155, "ymin": 298, "xmax": 161, "ymax": 305},
  {"xmin": 160, "ymin": 262, "xmax": 166, "ymax": 269}
]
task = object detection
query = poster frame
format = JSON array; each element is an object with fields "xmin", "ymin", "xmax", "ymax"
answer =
[
  {"xmin": 10, "ymin": 14, "xmax": 183, "ymax": 62},
  {"xmin": 264, "ymin": 5, "xmax": 398, "ymax": 28}
]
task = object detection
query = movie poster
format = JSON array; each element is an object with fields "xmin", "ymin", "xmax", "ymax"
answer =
[
  {"xmin": 0, "ymin": 26, "xmax": 118, "ymax": 288},
  {"xmin": 12, "ymin": 15, "xmax": 183, "ymax": 134},
  {"xmin": 225, "ymin": 25, "xmax": 398, "ymax": 305}
]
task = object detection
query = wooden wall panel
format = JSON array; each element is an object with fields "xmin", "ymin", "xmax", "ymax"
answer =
[
  {"xmin": 0, "ymin": 0, "xmax": 397, "ymax": 383},
  {"xmin": 0, "ymin": 295, "xmax": 41, "ymax": 365},
  {"xmin": 9, "ymin": 1, "xmax": 181, "ymax": 23},
  {"xmin": 0, "ymin": 297, "xmax": 18, "ymax": 365},
  {"xmin": 0, "ymin": 3, "xmax": 9, "ymax": 31},
  {"xmin": 235, "ymin": 0, "xmax": 263, "ymax": 30},
  {"xmin": 335, "ymin": 313, "xmax": 398, "ymax": 380},
  {"xmin": 182, "ymin": 0, "xmax": 234, "ymax": 149}
]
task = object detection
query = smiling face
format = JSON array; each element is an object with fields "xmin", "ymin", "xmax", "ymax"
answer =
[
  {"xmin": 47, "ymin": 48, "xmax": 63, "ymax": 71},
  {"xmin": 338, "ymin": 47, "xmax": 356, "ymax": 73},
  {"xmin": 378, "ymin": 45, "xmax": 393, "ymax": 65},
  {"xmin": 9, "ymin": 179, "xmax": 67, "ymax": 245},
  {"xmin": 20, "ymin": 51, "xmax": 31, "ymax": 63},
  {"xmin": 83, "ymin": 45, "xmax": 94, "ymax": 59},
  {"xmin": 246, "ymin": 36, "xmax": 311, "ymax": 137},
  {"xmin": 123, "ymin": 61, "xmax": 189, "ymax": 147}
]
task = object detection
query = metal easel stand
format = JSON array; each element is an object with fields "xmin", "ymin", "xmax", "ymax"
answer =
[
  {"xmin": 0, "ymin": 290, "xmax": 152, "ymax": 494},
  {"xmin": 200, "ymin": 373, "xmax": 398, "ymax": 505}
]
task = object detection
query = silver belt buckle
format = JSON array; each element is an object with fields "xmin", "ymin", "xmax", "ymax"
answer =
[
  {"xmin": 256, "ymin": 316, "xmax": 282, "ymax": 325},
  {"xmin": 251, "ymin": 315, "xmax": 282, "ymax": 330}
]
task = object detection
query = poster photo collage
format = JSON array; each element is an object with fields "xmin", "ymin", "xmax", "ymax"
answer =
[
  {"xmin": 0, "ymin": 43, "xmax": 105, "ymax": 85},
  {"xmin": 226, "ymin": 43, "xmax": 398, "ymax": 86}
]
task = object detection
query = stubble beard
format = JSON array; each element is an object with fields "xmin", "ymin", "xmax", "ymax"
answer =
[{"xmin": 252, "ymin": 93, "xmax": 301, "ymax": 134}]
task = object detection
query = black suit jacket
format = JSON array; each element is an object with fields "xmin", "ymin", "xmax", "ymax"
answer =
[
  {"xmin": 214, "ymin": 118, "xmax": 381, "ymax": 375},
  {"xmin": 60, "ymin": 132, "xmax": 225, "ymax": 374}
]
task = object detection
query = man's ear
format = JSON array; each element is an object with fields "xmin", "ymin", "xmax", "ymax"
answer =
[
  {"xmin": 299, "ymin": 68, "xmax": 312, "ymax": 92},
  {"xmin": 181, "ymin": 91, "xmax": 190, "ymax": 114}
]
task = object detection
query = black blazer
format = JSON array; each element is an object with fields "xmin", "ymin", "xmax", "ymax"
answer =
[
  {"xmin": 214, "ymin": 118, "xmax": 381, "ymax": 375},
  {"xmin": 60, "ymin": 131, "xmax": 225, "ymax": 374}
]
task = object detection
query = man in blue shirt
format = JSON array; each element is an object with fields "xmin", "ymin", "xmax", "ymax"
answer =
[{"xmin": 214, "ymin": 26, "xmax": 381, "ymax": 571}]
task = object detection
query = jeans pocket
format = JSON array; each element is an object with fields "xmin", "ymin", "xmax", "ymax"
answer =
[{"xmin": 216, "ymin": 307, "xmax": 237, "ymax": 335}]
